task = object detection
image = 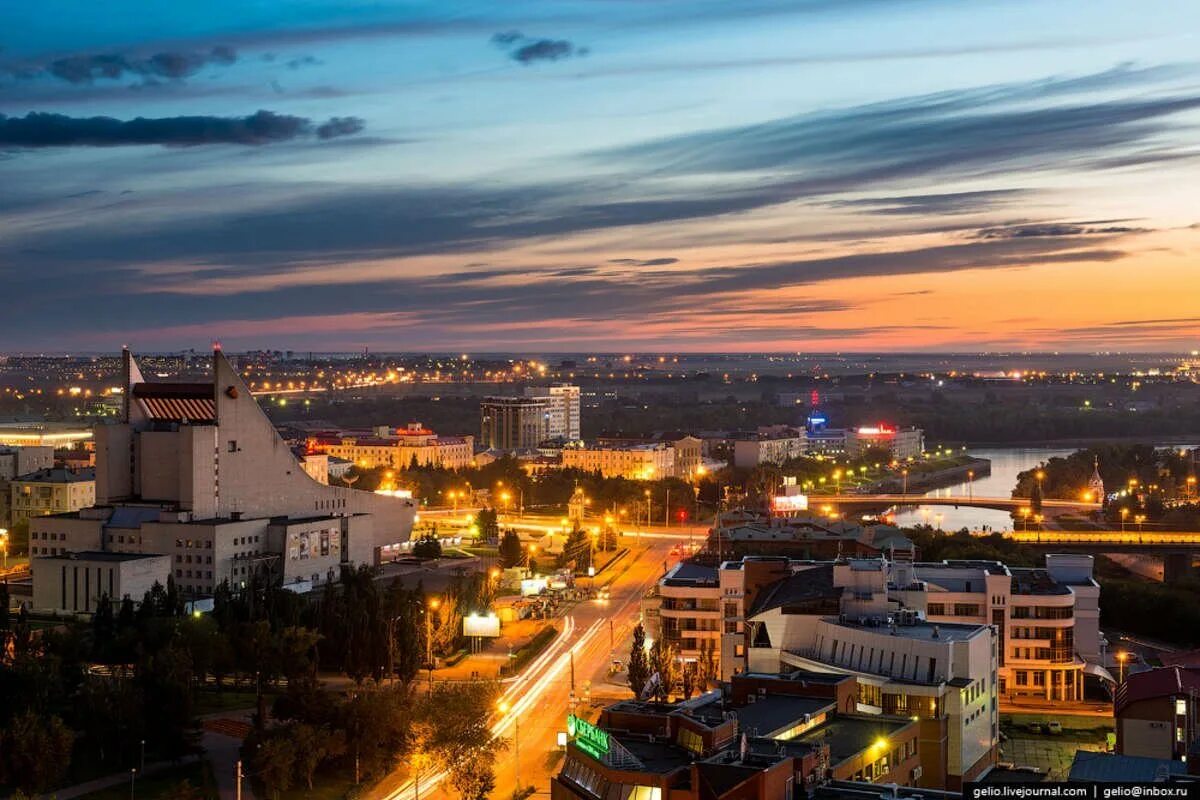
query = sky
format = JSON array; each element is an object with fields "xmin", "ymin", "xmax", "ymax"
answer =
[{"xmin": 2, "ymin": 0, "xmax": 1199, "ymax": 353}]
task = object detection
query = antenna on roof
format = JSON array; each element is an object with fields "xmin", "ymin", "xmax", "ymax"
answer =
[{"xmin": 213, "ymin": 340, "xmax": 223, "ymax": 352}]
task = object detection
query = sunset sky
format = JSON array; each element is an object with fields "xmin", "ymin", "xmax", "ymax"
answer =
[{"xmin": 3, "ymin": 0, "xmax": 1199, "ymax": 352}]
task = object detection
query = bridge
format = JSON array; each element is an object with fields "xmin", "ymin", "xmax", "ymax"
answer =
[
  {"xmin": 1004, "ymin": 529, "xmax": 1200, "ymax": 583},
  {"xmin": 812, "ymin": 494, "xmax": 1101, "ymax": 512}
]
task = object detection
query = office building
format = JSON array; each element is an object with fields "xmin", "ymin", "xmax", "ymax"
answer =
[
  {"xmin": 553, "ymin": 672, "xmax": 926, "ymax": 800},
  {"xmin": 480, "ymin": 396, "xmax": 551, "ymax": 451},
  {"xmin": 526, "ymin": 384, "xmax": 582, "ymax": 441},
  {"xmin": 845, "ymin": 426, "xmax": 925, "ymax": 461},
  {"xmin": 597, "ymin": 432, "xmax": 704, "ymax": 479},
  {"xmin": 27, "ymin": 348, "xmax": 416, "ymax": 607},
  {"xmin": 891, "ymin": 555, "xmax": 1102, "ymax": 703},
  {"xmin": 732, "ymin": 429, "xmax": 807, "ymax": 468},
  {"xmin": 9, "ymin": 466, "xmax": 96, "ymax": 524},
  {"xmin": 562, "ymin": 441, "xmax": 676, "ymax": 479}
]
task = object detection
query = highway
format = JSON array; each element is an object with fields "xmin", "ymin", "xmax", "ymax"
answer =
[
  {"xmin": 814, "ymin": 493, "xmax": 1100, "ymax": 511},
  {"xmin": 371, "ymin": 535, "xmax": 675, "ymax": 800}
]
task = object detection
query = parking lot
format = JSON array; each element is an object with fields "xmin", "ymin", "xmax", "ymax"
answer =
[{"xmin": 1000, "ymin": 714, "xmax": 1113, "ymax": 780}]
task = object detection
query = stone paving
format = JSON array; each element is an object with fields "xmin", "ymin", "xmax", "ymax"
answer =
[{"xmin": 1002, "ymin": 735, "xmax": 1107, "ymax": 781}]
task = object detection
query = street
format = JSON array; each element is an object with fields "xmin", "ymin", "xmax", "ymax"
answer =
[{"xmin": 371, "ymin": 536, "xmax": 675, "ymax": 800}]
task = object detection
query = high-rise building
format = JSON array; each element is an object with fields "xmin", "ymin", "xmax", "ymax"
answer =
[
  {"xmin": 480, "ymin": 396, "xmax": 551, "ymax": 451},
  {"xmin": 524, "ymin": 383, "xmax": 581, "ymax": 441}
]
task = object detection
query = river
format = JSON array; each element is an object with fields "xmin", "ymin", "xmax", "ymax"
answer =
[{"xmin": 889, "ymin": 447, "xmax": 1074, "ymax": 532}]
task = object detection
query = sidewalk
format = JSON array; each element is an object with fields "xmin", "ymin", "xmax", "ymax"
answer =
[{"xmin": 52, "ymin": 755, "xmax": 203, "ymax": 800}]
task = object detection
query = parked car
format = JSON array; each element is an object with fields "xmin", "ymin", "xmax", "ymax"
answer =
[{"xmin": 1046, "ymin": 721, "xmax": 1063, "ymax": 735}]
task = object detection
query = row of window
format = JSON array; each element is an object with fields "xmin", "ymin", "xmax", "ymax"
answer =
[
  {"xmin": 175, "ymin": 554, "xmax": 213, "ymax": 564},
  {"xmin": 175, "ymin": 569, "xmax": 213, "ymax": 581}
]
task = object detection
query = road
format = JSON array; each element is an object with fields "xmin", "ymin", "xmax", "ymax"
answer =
[{"xmin": 371, "ymin": 535, "xmax": 675, "ymax": 800}]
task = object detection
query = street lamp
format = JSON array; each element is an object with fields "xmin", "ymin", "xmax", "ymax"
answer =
[
  {"xmin": 901, "ymin": 469, "xmax": 909, "ymax": 497},
  {"xmin": 497, "ymin": 700, "xmax": 520, "ymax": 793},
  {"xmin": 425, "ymin": 597, "xmax": 440, "ymax": 680},
  {"xmin": 967, "ymin": 470, "xmax": 974, "ymax": 502},
  {"xmin": 1116, "ymin": 651, "xmax": 1129, "ymax": 684},
  {"xmin": 1120, "ymin": 507, "xmax": 1129, "ymax": 533},
  {"xmin": 0, "ymin": 528, "xmax": 7, "ymax": 570}
]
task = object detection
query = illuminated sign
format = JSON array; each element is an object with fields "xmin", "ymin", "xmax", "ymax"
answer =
[
  {"xmin": 567, "ymin": 714, "xmax": 610, "ymax": 759},
  {"xmin": 462, "ymin": 613, "xmax": 501, "ymax": 638},
  {"xmin": 772, "ymin": 494, "xmax": 809, "ymax": 512},
  {"xmin": 856, "ymin": 424, "xmax": 896, "ymax": 436}
]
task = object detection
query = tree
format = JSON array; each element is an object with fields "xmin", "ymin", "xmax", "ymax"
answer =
[
  {"xmin": 254, "ymin": 734, "xmax": 297, "ymax": 799},
  {"xmin": 498, "ymin": 530, "xmax": 524, "ymax": 569},
  {"xmin": 0, "ymin": 581, "xmax": 9, "ymax": 631},
  {"xmin": 627, "ymin": 624, "xmax": 650, "ymax": 698},
  {"xmin": 450, "ymin": 749, "xmax": 498, "ymax": 800},
  {"xmin": 648, "ymin": 637, "xmax": 680, "ymax": 702},
  {"xmin": 412, "ymin": 533, "xmax": 443, "ymax": 559},
  {"xmin": 681, "ymin": 662, "xmax": 697, "ymax": 700},
  {"xmin": 290, "ymin": 723, "xmax": 347, "ymax": 790},
  {"xmin": 698, "ymin": 639, "xmax": 717, "ymax": 688},
  {"xmin": 0, "ymin": 710, "xmax": 74, "ymax": 793},
  {"xmin": 477, "ymin": 507, "xmax": 500, "ymax": 542}
]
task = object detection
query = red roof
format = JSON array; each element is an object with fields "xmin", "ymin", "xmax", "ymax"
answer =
[{"xmin": 1115, "ymin": 666, "xmax": 1200, "ymax": 714}]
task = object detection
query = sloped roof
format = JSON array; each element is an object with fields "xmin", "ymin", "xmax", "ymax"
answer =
[
  {"xmin": 1115, "ymin": 666, "xmax": 1200, "ymax": 714},
  {"xmin": 1068, "ymin": 751, "xmax": 1185, "ymax": 782},
  {"xmin": 747, "ymin": 564, "xmax": 839, "ymax": 617}
]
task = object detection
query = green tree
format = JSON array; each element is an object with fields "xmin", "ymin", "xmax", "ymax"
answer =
[
  {"xmin": 254, "ymin": 734, "xmax": 297, "ymax": 799},
  {"xmin": 412, "ymin": 533, "xmax": 443, "ymax": 559},
  {"xmin": 290, "ymin": 723, "xmax": 347, "ymax": 790},
  {"xmin": 498, "ymin": 530, "xmax": 524, "ymax": 569},
  {"xmin": 627, "ymin": 624, "xmax": 650, "ymax": 698},
  {"xmin": 450, "ymin": 749, "xmax": 498, "ymax": 800},
  {"xmin": 476, "ymin": 508, "xmax": 500, "ymax": 542},
  {"xmin": 648, "ymin": 637, "xmax": 679, "ymax": 702}
]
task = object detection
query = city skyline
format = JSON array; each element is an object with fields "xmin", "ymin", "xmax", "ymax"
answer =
[{"xmin": 4, "ymin": 0, "xmax": 1200, "ymax": 352}]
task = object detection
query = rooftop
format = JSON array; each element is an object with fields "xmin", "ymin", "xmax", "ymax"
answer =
[
  {"xmin": 1116, "ymin": 666, "xmax": 1200, "ymax": 714},
  {"xmin": 791, "ymin": 714, "xmax": 914, "ymax": 764},
  {"xmin": 829, "ymin": 617, "xmax": 986, "ymax": 643},
  {"xmin": 14, "ymin": 466, "xmax": 95, "ymax": 483},
  {"xmin": 662, "ymin": 561, "xmax": 719, "ymax": 586},
  {"xmin": 36, "ymin": 550, "xmax": 164, "ymax": 562},
  {"xmin": 1068, "ymin": 751, "xmax": 1186, "ymax": 783},
  {"xmin": 748, "ymin": 564, "xmax": 840, "ymax": 617},
  {"xmin": 688, "ymin": 694, "xmax": 833, "ymax": 736},
  {"xmin": 1009, "ymin": 568, "xmax": 1072, "ymax": 596}
]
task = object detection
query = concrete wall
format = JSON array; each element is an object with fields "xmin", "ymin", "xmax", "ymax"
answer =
[{"xmin": 32, "ymin": 554, "xmax": 171, "ymax": 613}]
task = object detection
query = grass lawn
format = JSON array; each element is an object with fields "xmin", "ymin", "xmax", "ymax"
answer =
[
  {"xmin": 193, "ymin": 688, "xmax": 267, "ymax": 715},
  {"xmin": 77, "ymin": 760, "xmax": 215, "ymax": 800}
]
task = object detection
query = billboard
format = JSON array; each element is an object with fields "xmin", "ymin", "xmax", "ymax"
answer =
[
  {"xmin": 463, "ymin": 612, "xmax": 501, "ymax": 638},
  {"xmin": 772, "ymin": 493, "xmax": 809, "ymax": 512}
]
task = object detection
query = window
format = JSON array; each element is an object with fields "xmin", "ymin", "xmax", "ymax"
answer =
[
  {"xmin": 228, "ymin": 440, "xmax": 238, "ymax": 452},
  {"xmin": 1177, "ymin": 699, "xmax": 1187, "ymax": 716}
]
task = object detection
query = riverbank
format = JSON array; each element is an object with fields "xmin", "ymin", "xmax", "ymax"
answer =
[
  {"xmin": 968, "ymin": 435, "xmax": 1200, "ymax": 448},
  {"xmin": 873, "ymin": 456, "xmax": 993, "ymax": 494}
]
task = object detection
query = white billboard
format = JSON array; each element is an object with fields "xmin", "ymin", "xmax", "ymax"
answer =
[{"xmin": 463, "ymin": 612, "xmax": 501, "ymax": 638}]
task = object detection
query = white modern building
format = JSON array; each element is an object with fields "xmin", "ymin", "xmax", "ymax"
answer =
[
  {"xmin": 32, "ymin": 551, "xmax": 172, "ymax": 613},
  {"xmin": 28, "ymin": 348, "xmax": 417, "ymax": 607},
  {"xmin": 525, "ymin": 384, "xmax": 581, "ymax": 441},
  {"xmin": 732, "ymin": 429, "xmax": 808, "ymax": 468}
]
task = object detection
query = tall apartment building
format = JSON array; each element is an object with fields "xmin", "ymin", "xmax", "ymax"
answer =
[
  {"xmin": 480, "ymin": 396, "xmax": 551, "ymax": 451},
  {"xmin": 562, "ymin": 441, "xmax": 676, "ymax": 479},
  {"xmin": 524, "ymin": 384, "xmax": 581, "ymax": 441},
  {"xmin": 27, "ymin": 348, "xmax": 416, "ymax": 609}
]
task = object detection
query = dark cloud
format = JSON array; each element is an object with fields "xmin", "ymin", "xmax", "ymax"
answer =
[
  {"xmin": 0, "ymin": 110, "xmax": 365, "ymax": 149},
  {"xmin": 286, "ymin": 55, "xmax": 323, "ymax": 70},
  {"xmin": 315, "ymin": 116, "xmax": 365, "ymax": 140},
  {"xmin": 827, "ymin": 189, "xmax": 1027, "ymax": 216},
  {"xmin": 10, "ymin": 46, "xmax": 239, "ymax": 85},
  {"xmin": 598, "ymin": 68, "xmax": 1200, "ymax": 184},
  {"xmin": 491, "ymin": 30, "xmax": 587, "ymax": 64},
  {"xmin": 608, "ymin": 257, "xmax": 680, "ymax": 267},
  {"xmin": 973, "ymin": 222, "xmax": 1147, "ymax": 239}
]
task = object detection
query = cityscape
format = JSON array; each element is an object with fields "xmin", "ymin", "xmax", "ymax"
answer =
[{"xmin": 3, "ymin": 2, "xmax": 1200, "ymax": 800}]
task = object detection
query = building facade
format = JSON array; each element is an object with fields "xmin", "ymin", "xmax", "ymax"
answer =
[
  {"xmin": 562, "ymin": 442, "xmax": 676, "ymax": 479},
  {"xmin": 1115, "ymin": 666, "xmax": 1200, "ymax": 763},
  {"xmin": 28, "ymin": 348, "xmax": 416, "ymax": 608},
  {"xmin": 32, "ymin": 551, "xmax": 172, "ymax": 613},
  {"xmin": 480, "ymin": 396, "xmax": 551, "ymax": 451},
  {"xmin": 732, "ymin": 430, "xmax": 808, "ymax": 468},
  {"xmin": 526, "ymin": 384, "xmax": 582, "ymax": 441},
  {"xmin": 9, "ymin": 467, "xmax": 96, "ymax": 524},
  {"xmin": 309, "ymin": 423, "xmax": 474, "ymax": 471}
]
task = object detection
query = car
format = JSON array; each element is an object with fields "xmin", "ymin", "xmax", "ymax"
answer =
[{"xmin": 1046, "ymin": 721, "xmax": 1063, "ymax": 735}]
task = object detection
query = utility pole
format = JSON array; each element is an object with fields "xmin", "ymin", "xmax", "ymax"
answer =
[
  {"xmin": 236, "ymin": 761, "xmax": 243, "ymax": 800},
  {"xmin": 514, "ymin": 715, "xmax": 521, "ymax": 794},
  {"xmin": 570, "ymin": 650, "xmax": 576, "ymax": 693},
  {"xmin": 665, "ymin": 487, "xmax": 670, "ymax": 526},
  {"xmin": 130, "ymin": 769, "xmax": 137, "ymax": 800}
]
